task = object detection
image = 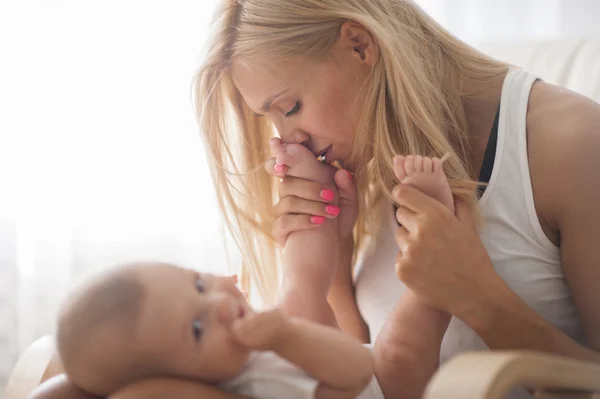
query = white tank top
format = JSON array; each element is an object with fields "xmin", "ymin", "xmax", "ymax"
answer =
[{"xmin": 354, "ymin": 69, "xmax": 586, "ymax": 397}]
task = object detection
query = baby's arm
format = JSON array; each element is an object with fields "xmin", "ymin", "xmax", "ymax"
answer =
[
  {"xmin": 373, "ymin": 290, "xmax": 451, "ymax": 399},
  {"xmin": 28, "ymin": 374, "xmax": 101, "ymax": 399},
  {"xmin": 233, "ymin": 309, "xmax": 373, "ymax": 398},
  {"xmin": 328, "ymin": 236, "xmax": 370, "ymax": 342}
]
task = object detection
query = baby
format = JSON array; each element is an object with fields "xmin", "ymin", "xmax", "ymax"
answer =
[
  {"xmin": 31, "ymin": 146, "xmax": 455, "ymax": 399},
  {"xmin": 49, "ymin": 262, "xmax": 384, "ymax": 399}
]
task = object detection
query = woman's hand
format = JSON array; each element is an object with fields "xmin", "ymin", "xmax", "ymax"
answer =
[
  {"xmin": 392, "ymin": 184, "xmax": 502, "ymax": 316},
  {"xmin": 265, "ymin": 138, "xmax": 357, "ymax": 246}
]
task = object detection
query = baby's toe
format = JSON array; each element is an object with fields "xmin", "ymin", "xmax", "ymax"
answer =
[
  {"xmin": 393, "ymin": 155, "xmax": 407, "ymax": 182},
  {"xmin": 404, "ymin": 155, "xmax": 416, "ymax": 175},
  {"xmin": 413, "ymin": 155, "xmax": 424, "ymax": 173},
  {"xmin": 422, "ymin": 156, "xmax": 433, "ymax": 173}
]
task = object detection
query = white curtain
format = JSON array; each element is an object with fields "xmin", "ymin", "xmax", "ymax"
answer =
[
  {"xmin": 417, "ymin": 0, "xmax": 600, "ymax": 43},
  {"xmin": 1, "ymin": 0, "xmax": 599, "ymax": 393},
  {"xmin": 0, "ymin": 0, "xmax": 238, "ymax": 390}
]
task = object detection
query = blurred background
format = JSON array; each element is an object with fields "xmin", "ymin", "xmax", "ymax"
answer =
[{"xmin": 1, "ymin": 0, "xmax": 599, "ymax": 393}]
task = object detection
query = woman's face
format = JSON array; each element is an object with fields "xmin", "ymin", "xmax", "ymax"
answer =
[{"xmin": 230, "ymin": 22, "xmax": 375, "ymax": 170}]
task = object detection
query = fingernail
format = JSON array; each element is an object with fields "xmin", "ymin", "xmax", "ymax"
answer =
[
  {"xmin": 274, "ymin": 164, "xmax": 285, "ymax": 174},
  {"xmin": 325, "ymin": 205, "xmax": 340, "ymax": 216},
  {"xmin": 320, "ymin": 188, "xmax": 335, "ymax": 201},
  {"xmin": 345, "ymin": 170, "xmax": 353, "ymax": 181},
  {"xmin": 311, "ymin": 216, "xmax": 326, "ymax": 225}
]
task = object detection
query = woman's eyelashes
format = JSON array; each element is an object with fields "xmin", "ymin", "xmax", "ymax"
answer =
[
  {"xmin": 284, "ymin": 101, "xmax": 302, "ymax": 118},
  {"xmin": 192, "ymin": 320, "xmax": 204, "ymax": 342},
  {"xmin": 196, "ymin": 278, "xmax": 205, "ymax": 293}
]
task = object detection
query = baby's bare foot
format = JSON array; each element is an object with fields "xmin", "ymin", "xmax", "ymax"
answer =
[
  {"xmin": 393, "ymin": 155, "xmax": 454, "ymax": 212},
  {"xmin": 275, "ymin": 143, "xmax": 336, "ymax": 187}
]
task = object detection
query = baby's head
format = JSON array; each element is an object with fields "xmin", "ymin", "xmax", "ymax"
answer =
[{"xmin": 56, "ymin": 262, "xmax": 252, "ymax": 396}]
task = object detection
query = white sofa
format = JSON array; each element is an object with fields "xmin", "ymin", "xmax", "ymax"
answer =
[
  {"xmin": 478, "ymin": 38, "xmax": 600, "ymax": 102},
  {"xmin": 4, "ymin": 38, "xmax": 600, "ymax": 399}
]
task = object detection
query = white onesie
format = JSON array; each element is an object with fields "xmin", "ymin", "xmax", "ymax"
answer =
[{"xmin": 219, "ymin": 348, "xmax": 385, "ymax": 399}]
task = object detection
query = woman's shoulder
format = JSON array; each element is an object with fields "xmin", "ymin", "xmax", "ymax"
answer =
[
  {"xmin": 525, "ymin": 80, "xmax": 600, "ymax": 241},
  {"xmin": 527, "ymin": 81, "xmax": 600, "ymax": 138}
]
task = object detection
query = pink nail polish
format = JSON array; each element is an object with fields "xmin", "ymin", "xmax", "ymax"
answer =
[
  {"xmin": 311, "ymin": 216, "xmax": 326, "ymax": 225},
  {"xmin": 345, "ymin": 170, "xmax": 353, "ymax": 181},
  {"xmin": 326, "ymin": 205, "xmax": 340, "ymax": 216},
  {"xmin": 320, "ymin": 188, "xmax": 335, "ymax": 201},
  {"xmin": 274, "ymin": 164, "xmax": 285, "ymax": 174}
]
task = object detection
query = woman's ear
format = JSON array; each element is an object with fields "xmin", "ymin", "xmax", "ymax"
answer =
[{"xmin": 339, "ymin": 21, "xmax": 377, "ymax": 67}]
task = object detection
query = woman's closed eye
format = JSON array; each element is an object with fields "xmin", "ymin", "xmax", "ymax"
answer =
[
  {"xmin": 285, "ymin": 101, "xmax": 302, "ymax": 118},
  {"xmin": 192, "ymin": 320, "xmax": 204, "ymax": 342},
  {"xmin": 196, "ymin": 278, "xmax": 205, "ymax": 293}
]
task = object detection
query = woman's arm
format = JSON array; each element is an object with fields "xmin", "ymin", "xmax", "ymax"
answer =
[
  {"xmin": 374, "ymin": 291, "xmax": 450, "ymax": 399},
  {"xmin": 109, "ymin": 378, "xmax": 249, "ymax": 399}
]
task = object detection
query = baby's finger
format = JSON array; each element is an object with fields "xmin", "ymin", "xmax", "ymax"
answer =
[
  {"xmin": 272, "ymin": 214, "xmax": 324, "ymax": 246},
  {"xmin": 231, "ymin": 318, "xmax": 252, "ymax": 344}
]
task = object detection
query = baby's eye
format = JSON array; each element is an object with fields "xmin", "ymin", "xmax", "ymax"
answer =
[
  {"xmin": 284, "ymin": 101, "xmax": 301, "ymax": 118},
  {"xmin": 196, "ymin": 278, "xmax": 205, "ymax": 293},
  {"xmin": 192, "ymin": 320, "xmax": 204, "ymax": 342}
]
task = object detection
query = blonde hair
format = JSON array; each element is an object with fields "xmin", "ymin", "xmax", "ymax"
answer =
[{"xmin": 193, "ymin": 0, "xmax": 508, "ymax": 305}]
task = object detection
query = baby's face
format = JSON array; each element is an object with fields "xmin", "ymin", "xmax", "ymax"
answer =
[{"xmin": 130, "ymin": 265, "xmax": 252, "ymax": 383}]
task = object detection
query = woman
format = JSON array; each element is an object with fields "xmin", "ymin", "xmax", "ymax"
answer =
[
  {"xmin": 31, "ymin": 0, "xmax": 600, "ymax": 398},
  {"xmin": 195, "ymin": 0, "xmax": 600, "ymax": 396}
]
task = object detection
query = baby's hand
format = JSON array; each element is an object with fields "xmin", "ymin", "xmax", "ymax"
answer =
[{"xmin": 232, "ymin": 308, "xmax": 290, "ymax": 352}]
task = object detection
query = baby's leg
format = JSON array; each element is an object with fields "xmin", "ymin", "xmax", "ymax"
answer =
[
  {"xmin": 274, "ymin": 143, "xmax": 340, "ymax": 327},
  {"xmin": 275, "ymin": 142, "xmax": 337, "ymax": 186},
  {"xmin": 393, "ymin": 154, "xmax": 454, "ymax": 212}
]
